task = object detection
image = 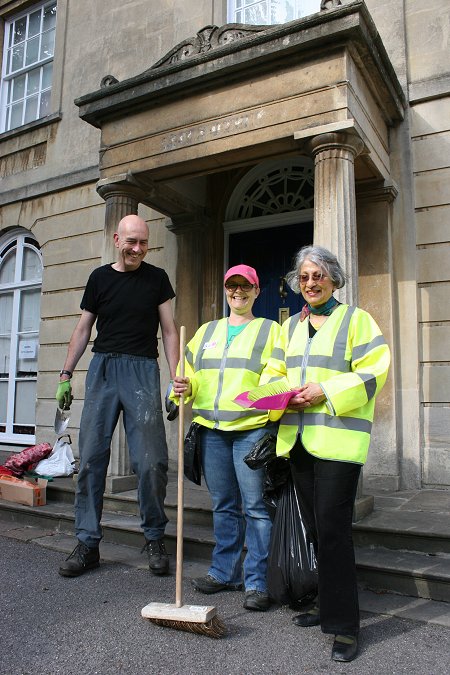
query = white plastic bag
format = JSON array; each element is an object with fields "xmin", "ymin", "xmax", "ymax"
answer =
[{"xmin": 35, "ymin": 435, "xmax": 75, "ymax": 477}]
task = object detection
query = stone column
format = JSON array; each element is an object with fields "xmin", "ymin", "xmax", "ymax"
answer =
[
  {"xmin": 97, "ymin": 177, "xmax": 144, "ymax": 265},
  {"xmin": 96, "ymin": 176, "xmax": 145, "ymax": 493},
  {"xmin": 308, "ymin": 132, "xmax": 364, "ymax": 306},
  {"xmin": 308, "ymin": 132, "xmax": 372, "ymax": 518}
]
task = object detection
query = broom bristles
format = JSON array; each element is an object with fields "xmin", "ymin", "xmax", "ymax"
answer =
[{"xmin": 148, "ymin": 614, "xmax": 226, "ymax": 638}]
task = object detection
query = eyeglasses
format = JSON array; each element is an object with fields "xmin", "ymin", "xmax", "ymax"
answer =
[
  {"xmin": 225, "ymin": 282, "xmax": 255, "ymax": 292},
  {"xmin": 299, "ymin": 273, "xmax": 328, "ymax": 284}
]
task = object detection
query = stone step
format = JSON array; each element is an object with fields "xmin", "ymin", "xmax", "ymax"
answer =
[
  {"xmin": 0, "ymin": 497, "xmax": 215, "ymax": 561},
  {"xmin": 44, "ymin": 474, "xmax": 214, "ymax": 529},
  {"xmin": 44, "ymin": 476, "xmax": 450, "ymax": 556},
  {"xmin": 355, "ymin": 547, "xmax": 450, "ymax": 603},
  {"xmin": 353, "ymin": 509, "xmax": 450, "ymax": 555},
  {"xmin": 1, "ymin": 495, "xmax": 450, "ymax": 603}
]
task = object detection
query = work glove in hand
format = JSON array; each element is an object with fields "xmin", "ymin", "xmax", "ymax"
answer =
[
  {"xmin": 165, "ymin": 382, "xmax": 179, "ymax": 421},
  {"xmin": 56, "ymin": 380, "xmax": 73, "ymax": 410}
]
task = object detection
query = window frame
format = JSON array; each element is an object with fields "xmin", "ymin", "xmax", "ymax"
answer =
[
  {"xmin": 0, "ymin": 0, "xmax": 57, "ymax": 134},
  {"xmin": 0, "ymin": 228, "xmax": 42, "ymax": 444}
]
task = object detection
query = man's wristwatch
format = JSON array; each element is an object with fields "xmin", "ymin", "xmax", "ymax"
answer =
[{"xmin": 59, "ymin": 369, "xmax": 73, "ymax": 379}]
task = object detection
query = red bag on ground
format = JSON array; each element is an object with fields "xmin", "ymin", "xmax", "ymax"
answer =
[{"xmin": 4, "ymin": 443, "xmax": 53, "ymax": 477}]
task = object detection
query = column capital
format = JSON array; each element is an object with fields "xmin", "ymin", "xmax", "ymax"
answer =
[
  {"xmin": 307, "ymin": 131, "xmax": 365, "ymax": 159},
  {"xmin": 167, "ymin": 209, "xmax": 212, "ymax": 234},
  {"xmin": 96, "ymin": 172, "xmax": 146, "ymax": 203}
]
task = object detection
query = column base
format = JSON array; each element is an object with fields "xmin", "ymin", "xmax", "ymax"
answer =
[
  {"xmin": 105, "ymin": 474, "xmax": 138, "ymax": 494},
  {"xmin": 353, "ymin": 494, "xmax": 374, "ymax": 522}
]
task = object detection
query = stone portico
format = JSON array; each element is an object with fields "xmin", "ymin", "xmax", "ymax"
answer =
[{"xmin": 73, "ymin": 2, "xmax": 417, "ymax": 499}]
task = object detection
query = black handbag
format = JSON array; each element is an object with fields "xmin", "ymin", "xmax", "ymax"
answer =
[
  {"xmin": 184, "ymin": 421, "xmax": 202, "ymax": 485},
  {"xmin": 243, "ymin": 432, "xmax": 277, "ymax": 470}
]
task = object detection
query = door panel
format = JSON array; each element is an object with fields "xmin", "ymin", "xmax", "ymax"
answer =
[{"xmin": 228, "ymin": 222, "xmax": 313, "ymax": 322}]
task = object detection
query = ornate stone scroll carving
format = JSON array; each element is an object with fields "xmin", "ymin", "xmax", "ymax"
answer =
[
  {"xmin": 100, "ymin": 74, "xmax": 119, "ymax": 88},
  {"xmin": 151, "ymin": 24, "xmax": 268, "ymax": 69},
  {"xmin": 320, "ymin": 0, "xmax": 342, "ymax": 10}
]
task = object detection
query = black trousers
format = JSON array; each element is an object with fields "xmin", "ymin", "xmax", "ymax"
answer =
[{"xmin": 290, "ymin": 439, "xmax": 361, "ymax": 636}]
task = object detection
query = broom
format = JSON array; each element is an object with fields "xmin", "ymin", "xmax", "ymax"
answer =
[{"xmin": 141, "ymin": 326, "xmax": 226, "ymax": 638}]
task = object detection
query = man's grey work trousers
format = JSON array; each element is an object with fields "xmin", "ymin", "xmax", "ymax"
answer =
[{"xmin": 75, "ymin": 352, "xmax": 169, "ymax": 547}]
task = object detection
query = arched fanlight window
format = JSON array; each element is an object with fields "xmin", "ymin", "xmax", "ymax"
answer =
[
  {"xmin": 225, "ymin": 157, "xmax": 314, "ymax": 221},
  {"xmin": 0, "ymin": 228, "xmax": 42, "ymax": 442}
]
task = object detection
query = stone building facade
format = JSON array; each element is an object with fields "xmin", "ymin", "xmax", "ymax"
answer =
[{"xmin": 0, "ymin": 0, "xmax": 448, "ymax": 494}]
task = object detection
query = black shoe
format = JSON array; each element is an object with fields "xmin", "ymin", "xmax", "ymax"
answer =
[
  {"xmin": 191, "ymin": 574, "xmax": 242, "ymax": 594},
  {"xmin": 142, "ymin": 538, "xmax": 169, "ymax": 575},
  {"xmin": 243, "ymin": 590, "xmax": 270, "ymax": 612},
  {"xmin": 292, "ymin": 608, "xmax": 320, "ymax": 627},
  {"xmin": 59, "ymin": 542, "xmax": 100, "ymax": 577},
  {"xmin": 331, "ymin": 635, "xmax": 358, "ymax": 662}
]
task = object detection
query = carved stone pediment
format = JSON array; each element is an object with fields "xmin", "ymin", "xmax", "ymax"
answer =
[{"xmin": 151, "ymin": 24, "xmax": 269, "ymax": 69}]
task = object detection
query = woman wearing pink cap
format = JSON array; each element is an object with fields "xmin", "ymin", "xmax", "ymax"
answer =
[{"xmin": 172, "ymin": 264, "xmax": 281, "ymax": 611}]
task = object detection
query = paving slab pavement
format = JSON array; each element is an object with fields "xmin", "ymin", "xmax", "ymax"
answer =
[{"xmin": 1, "ymin": 519, "xmax": 449, "ymax": 675}]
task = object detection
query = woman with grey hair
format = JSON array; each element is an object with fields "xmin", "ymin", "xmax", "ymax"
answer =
[{"xmin": 263, "ymin": 245, "xmax": 390, "ymax": 662}]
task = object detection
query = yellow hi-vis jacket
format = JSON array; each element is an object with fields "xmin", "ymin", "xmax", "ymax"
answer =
[
  {"xmin": 178, "ymin": 317, "xmax": 281, "ymax": 431},
  {"xmin": 261, "ymin": 304, "xmax": 390, "ymax": 464}
]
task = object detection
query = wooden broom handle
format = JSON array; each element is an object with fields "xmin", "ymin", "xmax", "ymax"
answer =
[{"xmin": 175, "ymin": 326, "xmax": 186, "ymax": 608}]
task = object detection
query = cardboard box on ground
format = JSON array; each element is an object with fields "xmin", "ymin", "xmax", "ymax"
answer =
[{"xmin": 0, "ymin": 476, "xmax": 47, "ymax": 506}]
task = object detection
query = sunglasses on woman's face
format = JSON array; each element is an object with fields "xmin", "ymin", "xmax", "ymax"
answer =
[{"xmin": 225, "ymin": 282, "xmax": 255, "ymax": 292}]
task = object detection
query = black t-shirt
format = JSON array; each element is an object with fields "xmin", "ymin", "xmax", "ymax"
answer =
[{"xmin": 81, "ymin": 262, "xmax": 175, "ymax": 358}]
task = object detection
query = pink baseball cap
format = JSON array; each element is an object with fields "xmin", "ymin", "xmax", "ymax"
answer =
[{"xmin": 224, "ymin": 264, "xmax": 259, "ymax": 288}]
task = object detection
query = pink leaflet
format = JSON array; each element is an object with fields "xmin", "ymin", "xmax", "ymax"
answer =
[{"xmin": 234, "ymin": 390, "xmax": 300, "ymax": 410}]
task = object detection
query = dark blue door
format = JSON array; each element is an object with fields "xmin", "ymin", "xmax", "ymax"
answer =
[{"xmin": 228, "ymin": 222, "xmax": 313, "ymax": 323}]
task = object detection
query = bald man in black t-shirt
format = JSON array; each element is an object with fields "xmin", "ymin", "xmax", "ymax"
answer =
[{"xmin": 56, "ymin": 214, "xmax": 179, "ymax": 578}]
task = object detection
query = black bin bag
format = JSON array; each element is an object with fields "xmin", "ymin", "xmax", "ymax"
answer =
[{"xmin": 267, "ymin": 473, "xmax": 318, "ymax": 607}]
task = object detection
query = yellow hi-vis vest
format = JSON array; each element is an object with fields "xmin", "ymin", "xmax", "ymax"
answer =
[
  {"xmin": 180, "ymin": 317, "xmax": 281, "ymax": 431},
  {"xmin": 262, "ymin": 304, "xmax": 390, "ymax": 464}
]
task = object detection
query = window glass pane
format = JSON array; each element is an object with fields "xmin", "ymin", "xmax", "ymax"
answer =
[
  {"xmin": 231, "ymin": 0, "xmax": 321, "ymax": 24},
  {"xmin": 29, "ymin": 10, "xmax": 42, "ymax": 37},
  {"xmin": 0, "ymin": 250, "xmax": 16, "ymax": 284},
  {"xmin": 11, "ymin": 43, "xmax": 25, "ymax": 71},
  {"xmin": 0, "ymin": 336, "xmax": 11, "ymax": 379},
  {"xmin": 39, "ymin": 89, "xmax": 51, "ymax": 117},
  {"xmin": 25, "ymin": 35, "xmax": 40, "ymax": 66},
  {"xmin": 0, "ymin": 381, "xmax": 8, "ymax": 422},
  {"xmin": 12, "ymin": 75, "xmax": 26, "ymax": 101},
  {"xmin": 9, "ymin": 101, "xmax": 24, "ymax": 129},
  {"xmin": 15, "ymin": 381, "xmax": 37, "ymax": 424},
  {"xmin": 8, "ymin": 23, "xmax": 14, "ymax": 48},
  {"xmin": 19, "ymin": 288, "xmax": 41, "ymax": 332},
  {"xmin": 43, "ymin": 4, "xmax": 57, "ymax": 32},
  {"xmin": 13, "ymin": 17, "xmax": 27, "ymax": 44},
  {"xmin": 40, "ymin": 27, "xmax": 55, "ymax": 59},
  {"xmin": 42, "ymin": 62, "xmax": 53, "ymax": 89},
  {"xmin": 245, "ymin": 5, "xmax": 267, "ymax": 23},
  {"xmin": 272, "ymin": 0, "xmax": 295, "ymax": 22},
  {"xmin": 0, "ymin": 293, "xmax": 13, "ymax": 336},
  {"xmin": 299, "ymin": 0, "xmax": 321, "ymax": 17},
  {"xmin": 27, "ymin": 68, "xmax": 41, "ymax": 95},
  {"xmin": 22, "ymin": 248, "xmax": 42, "ymax": 282},
  {"xmin": 24, "ymin": 95, "xmax": 38, "ymax": 124}
]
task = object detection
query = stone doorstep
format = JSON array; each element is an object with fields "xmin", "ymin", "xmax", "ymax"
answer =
[
  {"xmin": 0, "ymin": 520, "xmax": 449, "ymax": 629},
  {"xmin": 2, "ymin": 494, "xmax": 450, "ymax": 604}
]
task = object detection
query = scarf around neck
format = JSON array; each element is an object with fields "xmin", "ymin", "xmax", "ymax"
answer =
[{"xmin": 299, "ymin": 295, "xmax": 340, "ymax": 322}]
